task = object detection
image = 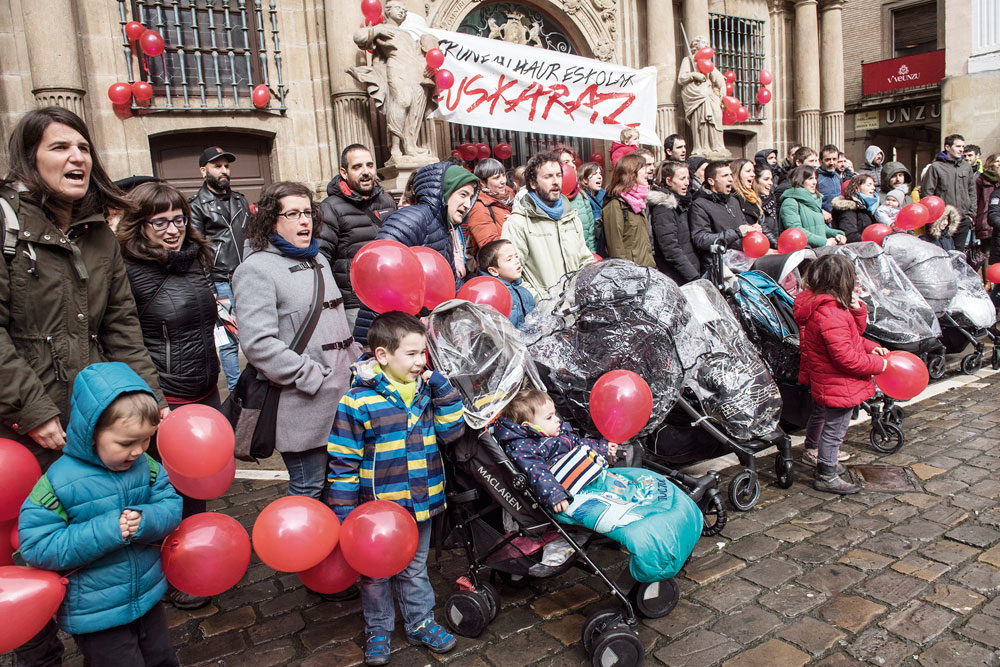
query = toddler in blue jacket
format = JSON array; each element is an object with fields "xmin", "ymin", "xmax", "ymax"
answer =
[
  {"xmin": 18, "ymin": 362, "xmax": 182, "ymax": 667},
  {"xmin": 477, "ymin": 239, "xmax": 535, "ymax": 328}
]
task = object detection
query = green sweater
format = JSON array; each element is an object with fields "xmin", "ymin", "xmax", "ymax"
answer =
[{"xmin": 779, "ymin": 187, "xmax": 841, "ymax": 248}]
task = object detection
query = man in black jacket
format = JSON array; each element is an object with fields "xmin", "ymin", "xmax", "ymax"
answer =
[
  {"xmin": 188, "ymin": 146, "xmax": 250, "ymax": 390},
  {"xmin": 688, "ymin": 161, "xmax": 758, "ymax": 273},
  {"xmin": 318, "ymin": 144, "xmax": 398, "ymax": 331}
]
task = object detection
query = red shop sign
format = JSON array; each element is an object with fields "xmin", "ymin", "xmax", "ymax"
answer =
[{"xmin": 863, "ymin": 50, "xmax": 945, "ymax": 95}]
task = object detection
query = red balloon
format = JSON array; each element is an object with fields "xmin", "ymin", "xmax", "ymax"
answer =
[
  {"xmin": 8, "ymin": 520, "xmax": 18, "ymax": 553},
  {"xmin": 724, "ymin": 70, "xmax": 736, "ymax": 84},
  {"xmin": 297, "ymin": 545, "xmax": 359, "ymax": 594},
  {"xmin": 252, "ymin": 84, "xmax": 269, "ymax": 108},
  {"xmin": 725, "ymin": 82, "xmax": 734, "ymax": 96},
  {"xmin": 777, "ymin": 227, "xmax": 808, "ymax": 253},
  {"xmin": 723, "ymin": 95, "xmax": 741, "ymax": 112},
  {"xmin": 107, "ymin": 82, "xmax": 133, "ymax": 105},
  {"xmin": 476, "ymin": 143, "xmax": 491, "ymax": 160},
  {"xmin": 592, "ymin": 253, "xmax": 602, "ymax": 261},
  {"xmin": 494, "ymin": 143, "xmax": 513, "ymax": 160},
  {"xmin": 589, "ymin": 370, "xmax": 653, "ymax": 443},
  {"xmin": 877, "ymin": 351, "xmax": 929, "ymax": 400},
  {"xmin": 0, "ymin": 566, "xmax": 66, "ymax": 653},
  {"xmin": 132, "ymin": 81, "xmax": 153, "ymax": 102},
  {"xmin": 252, "ymin": 496, "xmax": 340, "ymax": 572},
  {"xmin": 161, "ymin": 513, "xmax": 251, "ymax": 597},
  {"xmin": 139, "ymin": 29, "xmax": 165, "ymax": 57},
  {"xmin": 987, "ymin": 263, "xmax": 1000, "ymax": 284},
  {"xmin": 340, "ymin": 500, "xmax": 419, "ymax": 578},
  {"xmin": 0, "ymin": 519, "xmax": 15, "ymax": 567},
  {"xmin": 736, "ymin": 105, "xmax": 750, "ymax": 122},
  {"xmin": 561, "ymin": 162, "xmax": 578, "ymax": 195},
  {"xmin": 360, "ymin": 0, "xmax": 383, "ymax": 21},
  {"xmin": 759, "ymin": 69, "xmax": 773, "ymax": 85},
  {"xmin": 458, "ymin": 143, "xmax": 478, "ymax": 162},
  {"xmin": 435, "ymin": 69, "xmax": 455, "ymax": 89},
  {"xmin": 425, "ymin": 48, "xmax": 445, "ymax": 70},
  {"xmin": 450, "ymin": 150, "xmax": 462, "ymax": 159},
  {"xmin": 694, "ymin": 46, "xmax": 714, "ymax": 62},
  {"xmin": 588, "ymin": 152, "xmax": 605, "ymax": 166},
  {"xmin": 722, "ymin": 108, "xmax": 737, "ymax": 125},
  {"xmin": 351, "ymin": 239, "xmax": 426, "ymax": 315},
  {"xmin": 895, "ymin": 203, "xmax": 929, "ymax": 231},
  {"xmin": 696, "ymin": 59, "xmax": 715, "ymax": 75},
  {"xmin": 164, "ymin": 457, "xmax": 235, "ymax": 500},
  {"xmin": 0, "ymin": 439, "xmax": 42, "ymax": 521},
  {"xmin": 742, "ymin": 231, "xmax": 769, "ymax": 259},
  {"xmin": 921, "ymin": 195, "xmax": 945, "ymax": 221},
  {"xmin": 157, "ymin": 405, "xmax": 233, "ymax": 478},
  {"xmin": 861, "ymin": 223, "xmax": 893, "ymax": 246},
  {"xmin": 411, "ymin": 246, "xmax": 456, "ymax": 310},
  {"xmin": 456, "ymin": 276, "xmax": 513, "ymax": 317},
  {"xmin": 756, "ymin": 86, "xmax": 771, "ymax": 105},
  {"xmin": 124, "ymin": 21, "xmax": 145, "ymax": 41}
]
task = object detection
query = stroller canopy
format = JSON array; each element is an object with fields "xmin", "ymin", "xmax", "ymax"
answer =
[
  {"xmin": 881, "ymin": 234, "xmax": 958, "ymax": 316},
  {"xmin": 521, "ymin": 259, "xmax": 691, "ymax": 440},
  {"xmin": 946, "ymin": 251, "xmax": 997, "ymax": 330}
]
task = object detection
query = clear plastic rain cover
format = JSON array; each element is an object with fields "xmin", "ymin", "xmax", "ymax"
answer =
[
  {"xmin": 946, "ymin": 251, "xmax": 996, "ymax": 330},
  {"xmin": 814, "ymin": 242, "xmax": 941, "ymax": 344},
  {"xmin": 426, "ymin": 300, "xmax": 542, "ymax": 430},
  {"xmin": 520, "ymin": 260, "xmax": 693, "ymax": 440},
  {"xmin": 678, "ymin": 280, "xmax": 782, "ymax": 440},
  {"xmin": 881, "ymin": 234, "xmax": 958, "ymax": 316}
]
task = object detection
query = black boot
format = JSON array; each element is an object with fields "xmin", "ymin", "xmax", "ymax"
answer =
[{"xmin": 814, "ymin": 462, "xmax": 861, "ymax": 495}]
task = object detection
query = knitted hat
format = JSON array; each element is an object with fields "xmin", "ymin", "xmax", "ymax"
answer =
[
  {"xmin": 442, "ymin": 165, "xmax": 478, "ymax": 203},
  {"xmin": 886, "ymin": 187, "xmax": 907, "ymax": 205},
  {"xmin": 687, "ymin": 156, "xmax": 709, "ymax": 175}
]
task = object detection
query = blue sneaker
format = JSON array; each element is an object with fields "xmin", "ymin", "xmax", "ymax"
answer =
[
  {"xmin": 364, "ymin": 632, "xmax": 391, "ymax": 666},
  {"xmin": 406, "ymin": 620, "xmax": 456, "ymax": 653}
]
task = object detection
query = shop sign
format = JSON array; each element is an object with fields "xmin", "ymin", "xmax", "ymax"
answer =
[
  {"xmin": 855, "ymin": 111, "xmax": 879, "ymax": 131},
  {"xmin": 884, "ymin": 102, "xmax": 940, "ymax": 126},
  {"xmin": 862, "ymin": 50, "xmax": 945, "ymax": 96}
]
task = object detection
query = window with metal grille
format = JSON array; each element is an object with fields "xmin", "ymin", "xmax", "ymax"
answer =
[
  {"xmin": 892, "ymin": 2, "xmax": 937, "ymax": 57},
  {"xmin": 119, "ymin": 0, "xmax": 286, "ymax": 111},
  {"xmin": 710, "ymin": 13, "xmax": 766, "ymax": 122}
]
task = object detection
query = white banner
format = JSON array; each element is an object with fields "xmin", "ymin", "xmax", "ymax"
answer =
[{"xmin": 401, "ymin": 17, "xmax": 660, "ymax": 146}]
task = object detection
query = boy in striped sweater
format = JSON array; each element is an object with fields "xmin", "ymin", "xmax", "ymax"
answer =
[{"xmin": 326, "ymin": 311, "xmax": 465, "ymax": 666}]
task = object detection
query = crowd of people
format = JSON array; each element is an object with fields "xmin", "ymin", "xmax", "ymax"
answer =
[{"xmin": 2, "ymin": 104, "xmax": 998, "ymax": 667}]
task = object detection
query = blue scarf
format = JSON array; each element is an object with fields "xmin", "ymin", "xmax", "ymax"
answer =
[
  {"xmin": 855, "ymin": 192, "xmax": 880, "ymax": 216},
  {"xmin": 270, "ymin": 233, "xmax": 319, "ymax": 259},
  {"xmin": 529, "ymin": 191, "xmax": 565, "ymax": 220}
]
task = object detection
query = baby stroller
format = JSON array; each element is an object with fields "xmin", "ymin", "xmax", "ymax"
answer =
[
  {"xmin": 427, "ymin": 301, "xmax": 721, "ymax": 667},
  {"xmin": 521, "ymin": 260, "xmax": 789, "ymax": 512},
  {"xmin": 942, "ymin": 251, "xmax": 1000, "ymax": 372}
]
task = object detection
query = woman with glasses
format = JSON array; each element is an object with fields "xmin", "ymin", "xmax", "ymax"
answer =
[{"xmin": 232, "ymin": 181, "xmax": 360, "ymax": 499}]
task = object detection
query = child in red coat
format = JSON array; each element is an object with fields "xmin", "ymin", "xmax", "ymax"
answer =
[{"xmin": 793, "ymin": 254, "xmax": 889, "ymax": 494}]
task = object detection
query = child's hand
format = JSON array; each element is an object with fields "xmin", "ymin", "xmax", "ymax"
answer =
[
  {"xmin": 421, "ymin": 370, "xmax": 434, "ymax": 382},
  {"xmin": 606, "ymin": 443, "xmax": 618, "ymax": 461},
  {"xmin": 122, "ymin": 510, "xmax": 142, "ymax": 538},
  {"xmin": 552, "ymin": 500, "xmax": 570, "ymax": 513},
  {"xmin": 119, "ymin": 511, "xmax": 131, "ymax": 540},
  {"xmin": 850, "ymin": 296, "xmax": 861, "ymax": 310},
  {"xmin": 881, "ymin": 358, "xmax": 888, "ymax": 373},
  {"xmin": 873, "ymin": 346, "xmax": 889, "ymax": 357}
]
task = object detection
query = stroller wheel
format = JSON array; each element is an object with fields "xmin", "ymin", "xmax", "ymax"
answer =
[
  {"xmin": 961, "ymin": 352, "xmax": 983, "ymax": 375},
  {"xmin": 630, "ymin": 578, "xmax": 679, "ymax": 619},
  {"xmin": 727, "ymin": 471, "xmax": 761, "ymax": 511},
  {"xmin": 870, "ymin": 423, "xmax": 904, "ymax": 454},
  {"xmin": 992, "ymin": 347, "xmax": 1000, "ymax": 371},
  {"xmin": 700, "ymin": 493, "xmax": 727, "ymax": 537},
  {"xmin": 582, "ymin": 610, "xmax": 621, "ymax": 654},
  {"xmin": 927, "ymin": 353, "xmax": 947, "ymax": 380},
  {"xmin": 444, "ymin": 590, "xmax": 491, "ymax": 638},
  {"xmin": 479, "ymin": 582, "xmax": 500, "ymax": 621},
  {"xmin": 774, "ymin": 455, "xmax": 795, "ymax": 489},
  {"xmin": 886, "ymin": 405, "xmax": 904, "ymax": 427},
  {"xmin": 591, "ymin": 625, "xmax": 645, "ymax": 667}
]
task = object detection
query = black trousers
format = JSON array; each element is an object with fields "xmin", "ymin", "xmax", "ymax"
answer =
[{"xmin": 72, "ymin": 603, "xmax": 179, "ymax": 667}]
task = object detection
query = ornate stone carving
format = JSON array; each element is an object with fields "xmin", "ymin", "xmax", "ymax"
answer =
[
  {"xmin": 677, "ymin": 35, "xmax": 729, "ymax": 158},
  {"xmin": 349, "ymin": 1, "xmax": 437, "ymax": 167}
]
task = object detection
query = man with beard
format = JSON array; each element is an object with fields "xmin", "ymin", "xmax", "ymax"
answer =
[
  {"xmin": 189, "ymin": 146, "xmax": 250, "ymax": 390},
  {"xmin": 688, "ymin": 161, "xmax": 758, "ymax": 272},
  {"xmin": 501, "ymin": 151, "xmax": 594, "ymax": 297},
  {"xmin": 318, "ymin": 144, "xmax": 397, "ymax": 331}
]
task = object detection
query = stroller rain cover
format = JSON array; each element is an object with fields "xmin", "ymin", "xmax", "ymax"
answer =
[
  {"xmin": 881, "ymin": 234, "xmax": 958, "ymax": 316},
  {"xmin": 520, "ymin": 260, "xmax": 691, "ymax": 440},
  {"xmin": 946, "ymin": 251, "xmax": 997, "ymax": 330}
]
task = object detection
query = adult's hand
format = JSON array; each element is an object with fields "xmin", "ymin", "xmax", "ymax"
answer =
[
  {"xmin": 836, "ymin": 234, "xmax": 847, "ymax": 245},
  {"xmin": 823, "ymin": 210, "xmax": 833, "ymax": 223},
  {"xmin": 159, "ymin": 406, "xmax": 171, "ymax": 422},
  {"xmin": 28, "ymin": 416, "xmax": 66, "ymax": 450},
  {"xmin": 738, "ymin": 224, "xmax": 756, "ymax": 237},
  {"xmin": 825, "ymin": 238, "xmax": 839, "ymax": 246}
]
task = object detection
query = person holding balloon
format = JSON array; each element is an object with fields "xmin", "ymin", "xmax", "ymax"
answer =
[
  {"xmin": 18, "ymin": 362, "xmax": 183, "ymax": 666},
  {"xmin": 778, "ymin": 166, "xmax": 847, "ymax": 248},
  {"xmin": 793, "ymin": 255, "xmax": 890, "ymax": 494},
  {"xmin": 731, "ymin": 159, "xmax": 778, "ymax": 250},
  {"xmin": 327, "ymin": 312, "xmax": 465, "ymax": 665}
]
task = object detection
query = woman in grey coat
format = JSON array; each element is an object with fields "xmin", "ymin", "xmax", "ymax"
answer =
[{"xmin": 233, "ymin": 181, "xmax": 360, "ymax": 498}]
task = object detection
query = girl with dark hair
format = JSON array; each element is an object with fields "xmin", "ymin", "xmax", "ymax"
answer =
[
  {"xmin": 830, "ymin": 174, "xmax": 879, "ymax": 243},
  {"xmin": 601, "ymin": 153, "xmax": 654, "ymax": 266},
  {"xmin": 779, "ymin": 166, "xmax": 846, "ymax": 247},
  {"xmin": 233, "ymin": 181, "xmax": 360, "ymax": 498}
]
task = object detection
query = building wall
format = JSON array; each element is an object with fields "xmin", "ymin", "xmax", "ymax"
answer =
[{"xmin": 841, "ymin": 0, "xmax": 883, "ymax": 104}]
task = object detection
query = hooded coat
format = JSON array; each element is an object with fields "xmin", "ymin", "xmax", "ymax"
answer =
[
  {"xmin": 878, "ymin": 161, "xmax": 914, "ymax": 205},
  {"xmin": 793, "ymin": 291, "xmax": 884, "ymax": 408},
  {"xmin": 18, "ymin": 362, "xmax": 182, "ymax": 634},
  {"xmin": 924, "ymin": 204, "xmax": 963, "ymax": 240},
  {"xmin": 647, "ymin": 188, "xmax": 701, "ymax": 284},
  {"xmin": 830, "ymin": 195, "xmax": 878, "ymax": 243},
  {"xmin": 858, "ymin": 146, "xmax": 884, "ymax": 190},
  {"xmin": 754, "ymin": 148, "xmax": 777, "ymax": 168},
  {"xmin": 779, "ymin": 187, "xmax": 841, "ymax": 248}
]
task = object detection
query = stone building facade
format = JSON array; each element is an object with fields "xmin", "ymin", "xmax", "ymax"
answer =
[{"xmin": 0, "ymin": 0, "xmax": 853, "ymax": 198}]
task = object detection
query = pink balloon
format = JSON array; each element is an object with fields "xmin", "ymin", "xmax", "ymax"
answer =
[
  {"xmin": 157, "ymin": 405, "xmax": 234, "ymax": 479},
  {"xmin": 722, "ymin": 109, "xmax": 737, "ymax": 126},
  {"xmin": 139, "ymin": 29, "xmax": 165, "ymax": 57},
  {"xmin": 742, "ymin": 232, "xmax": 769, "ymax": 259},
  {"xmin": 0, "ymin": 566, "xmax": 66, "ymax": 653},
  {"xmin": 756, "ymin": 86, "xmax": 771, "ymax": 105},
  {"xmin": 921, "ymin": 196, "xmax": 945, "ymax": 221},
  {"xmin": 694, "ymin": 46, "xmax": 714, "ymax": 62},
  {"xmin": 132, "ymin": 81, "xmax": 153, "ymax": 102},
  {"xmin": 723, "ymin": 95, "xmax": 741, "ymax": 112},
  {"xmin": 895, "ymin": 203, "xmax": 929, "ymax": 231},
  {"xmin": 350, "ymin": 239, "xmax": 426, "ymax": 315},
  {"xmin": 425, "ymin": 48, "xmax": 445, "ymax": 70},
  {"xmin": 107, "ymin": 82, "xmax": 133, "ymax": 105},
  {"xmin": 736, "ymin": 105, "xmax": 750, "ymax": 122},
  {"xmin": 125, "ymin": 21, "xmax": 145, "ymax": 41},
  {"xmin": 360, "ymin": 0, "xmax": 382, "ymax": 21},
  {"xmin": 297, "ymin": 545, "xmax": 359, "ymax": 594},
  {"xmin": 777, "ymin": 228, "xmax": 808, "ymax": 253},
  {"xmin": 161, "ymin": 513, "xmax": 251, "ymax": 597},
  {"xmin": 164, "ymin": 457, "xmax": 236, "ymax": 501},
  {"xmin": 725, "ymin": 82, "xmax": 734, "ymax": 96},
  {"xmin": 457, "ymin": 277, "xmax": 512, "ymax": 317},
  {"xmin": 759, "ymin": 69, "xmax": 773, "ymax": 85},
  {"xmin": 724, "ymin": 70, "xmax": 736, "ymax": 83},
  {"xmin": 340, "ymin": 500, "xmax": 419, "ymax": 578},
  {"xmin": 0, "ymin": 439, "xmax": 42, "ymax": 521},
  {"xmin": 589, "ymin": 370, "xmax": 653, "ymax": 443},
  {"xmin": 877, "ymin": 351, "xmax": 929, "ymax": 400},
  {"xmin": 861, "ymin": 223, "xmax": 893, "ymax": 246},
  {"xmin": 435, "ymin": 69, "xmax": 455, "ymax": 89},
  {"xmin": 696, "ymin": 59, "xmax": 715, "ymax": 75},
  {"xmin": 411, "ymin": 246, "xmax": 456, "ymax": 310},
  {"xmin": 252, "ymin": 496, "xmax": 341, "ymax": 572}
]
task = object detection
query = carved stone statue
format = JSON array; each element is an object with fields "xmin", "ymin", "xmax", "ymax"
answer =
[
  {"xmin": 677, "ymin": 36, "xmax": 730, "ymax": 158},
  {"xmin": 349, "ymin": 1, "xmax": 437, "ymax": 165}
]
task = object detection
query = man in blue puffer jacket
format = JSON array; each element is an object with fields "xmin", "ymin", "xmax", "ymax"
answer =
[{"xmin": 19, "ymin": 362, "xmax": 182, "ymax": 666}]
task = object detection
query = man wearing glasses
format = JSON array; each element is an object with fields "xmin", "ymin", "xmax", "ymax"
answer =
[{"xmin": 189, "ymin": 146, "xmax": 250, "ymax": 391}]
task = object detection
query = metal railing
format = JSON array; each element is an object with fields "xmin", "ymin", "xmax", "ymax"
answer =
[
  {"xmin": 118, "ymin": 0, "xmax": 286, "ymax": 112},
  {"xmin": 448, "ymin": 125, "xmax": 593, "ymax": 168},
  {"xmin": 710, "ymin": 13, "xmax": 767, "ymax": 122}
]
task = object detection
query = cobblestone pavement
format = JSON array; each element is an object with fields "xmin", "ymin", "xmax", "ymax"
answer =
[{"xmin": 5, "ymin": 372, "xmax": 999, "ymax": 667}]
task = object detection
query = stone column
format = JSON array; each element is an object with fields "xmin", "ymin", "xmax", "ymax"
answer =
[
  {"xmin": 793, "ymin": 0, "xmax": 821, "ymax": 150},
  {"xmin": 648, "ymin": 0, "xmax": 678, "ymax": 156},
  {"xmin": 22, "ymin": 0, "xmax": 86, "ymax": 117},
  {"xmin": 769, "ymin": 0, "xmax": 792, "ymax": 154},
  {"xmin": 325, "ymin": 1, "xmax": 374, "ymax": 153},
  {"xmin": 819, "ymin": 0, "xmax": 845, "ymax": 150},
  {"xmin": 682, "ymin": 0, "xmax": 711, "ymax": 46}
]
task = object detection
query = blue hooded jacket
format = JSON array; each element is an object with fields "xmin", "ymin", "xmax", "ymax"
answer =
[
  {"xmin": 476, "ymin": 270, "xmax": 535, "ymax": 328},
  {"xmin": 18, "ymin": 362, "xmax": 182, "ymax": 634}
]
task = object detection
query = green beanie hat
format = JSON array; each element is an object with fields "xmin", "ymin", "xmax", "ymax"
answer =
[{"xmin": 442, "ymin": 164, "xmax": 478, "ymax": 204}]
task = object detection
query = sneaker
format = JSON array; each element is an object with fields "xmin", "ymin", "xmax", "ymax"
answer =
[
  {"xmin": 814, "ymin": 463, "xmax": 861, "ymax": 495},
  {"xmin": 406, "ymin": 619, "xmax": 456, "ymax": 654},
  {"xmin": 165, "ymin": 586, "xmax": 211, "ymax": 610},
  {"xmin": 801, "ymin": 449, "xmax": 848, "ymax": 471},
  {"xmin": 364, "ymin": 633, "xmax": 391, "ymax": 666}
]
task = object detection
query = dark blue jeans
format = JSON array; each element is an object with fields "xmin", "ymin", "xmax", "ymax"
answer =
[{"xmin": 213, "ymin": 280, "xmax": 241, "ymax": 391}]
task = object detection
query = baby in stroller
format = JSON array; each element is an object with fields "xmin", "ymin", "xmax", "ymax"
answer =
[{"xmin": 495, "ymin": 388, "xmax": 703, "ymax": 584}]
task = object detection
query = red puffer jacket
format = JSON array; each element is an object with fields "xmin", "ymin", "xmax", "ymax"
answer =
[{"xmin": 793, "ymin": 290, "xmax": 886, "ymax": 408}]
